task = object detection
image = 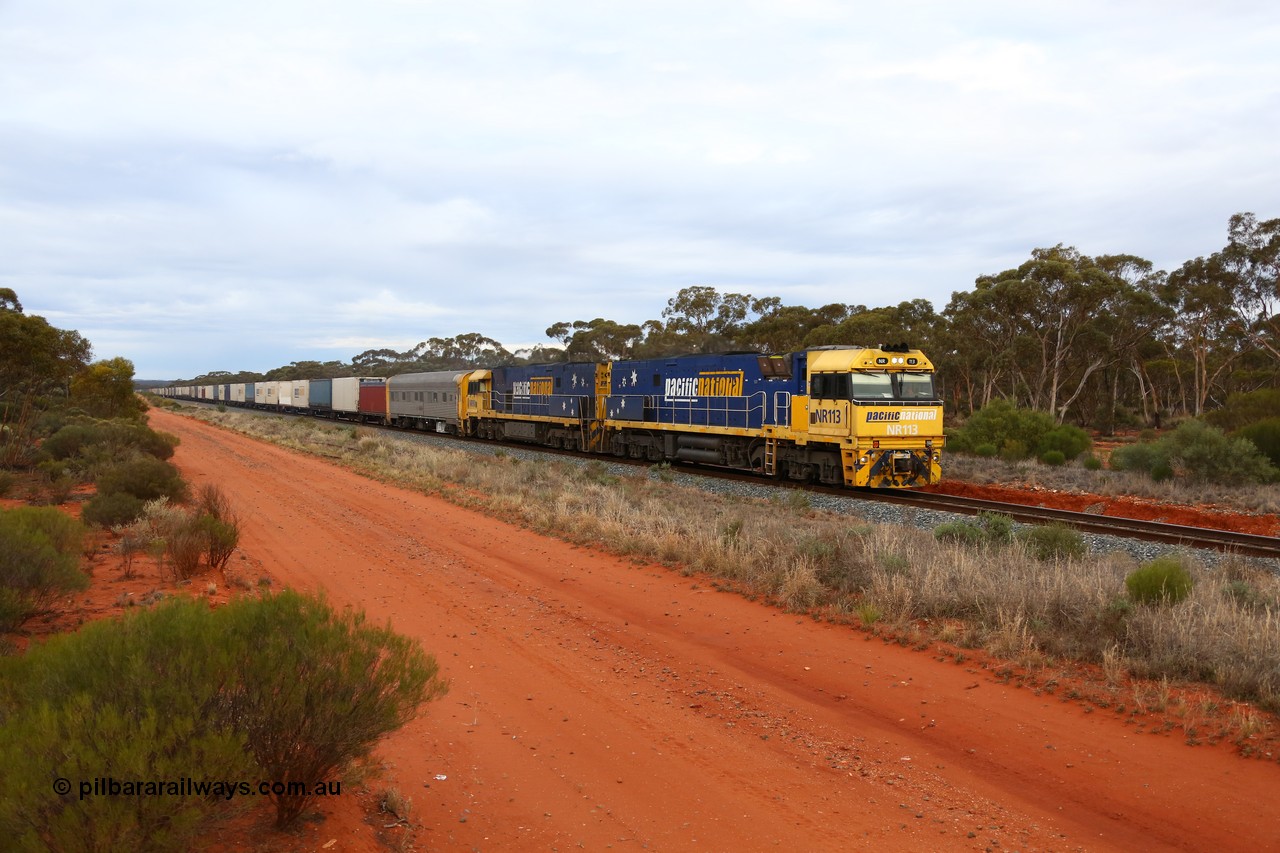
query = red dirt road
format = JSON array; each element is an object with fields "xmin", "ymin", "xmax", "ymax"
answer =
[{"xmin": 152, "ymin": 410, "xmax": 1280, "ymax": 852}]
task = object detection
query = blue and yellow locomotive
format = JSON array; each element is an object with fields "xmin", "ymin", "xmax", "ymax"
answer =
[{"xmin": 459, "ymin": 345, "xmax": 943, "ymax": 488}]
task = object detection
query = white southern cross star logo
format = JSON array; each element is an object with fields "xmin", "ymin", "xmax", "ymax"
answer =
[{"xmin": 630, "ymin": 370, "xmax": 638, "ymax": 386}]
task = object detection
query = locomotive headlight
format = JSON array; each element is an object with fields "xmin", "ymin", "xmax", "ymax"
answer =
[{"xmin": 859, "ymin": 456, "xmax": 868, "ymax": 465}]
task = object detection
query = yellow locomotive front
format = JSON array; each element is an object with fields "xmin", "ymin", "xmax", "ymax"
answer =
[{"xmin": 803, "ymin": 346, "xmax": 943, "ymax": 488}]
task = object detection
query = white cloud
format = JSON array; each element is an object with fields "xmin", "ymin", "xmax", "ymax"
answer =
[{"xmin": 1, "ymin": 1, "xmax": 1277, "ymax": 377}]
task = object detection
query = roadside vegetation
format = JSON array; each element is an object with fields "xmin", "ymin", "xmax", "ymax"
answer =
[
  {"xmin": 187, "ymin": 408, "xmax": 1280, "ymax": 736},
  {"xmin": 0, "ymin": 590, "xmax": 447, "ymax": 851},
  {"xmin": 0, "ymin": 291, "xmax": 450, "ymax": 849}
]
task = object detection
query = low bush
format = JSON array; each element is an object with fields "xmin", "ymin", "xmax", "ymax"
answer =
[
  {"xmin": 1237, "ymin": 418, "xmax": 1280, "ymax": 468},
  {"xmin": 0, "ymin": 507, "xmax": 89, "ymax": 633},
  {"xmin": 199, "ymin": 515, "xmax": 239, "ymax": 572},
  {"xmin": 0, "ymin": 598, "xmax": 255, "ymax": 853},
  {"xmin": 0, "ymin": 470, "xmax": 15, "ymax": 497},
  {"xmin": 42, "ymin": 420, "xmax": 179, "ymax": 464},
  {"xmin": 1082, "ymin": 454, "xmax": 1103, "ymax": 471},
  {"xmin": 933, "ymin": 512, "xmax": 1014, "ymax": 547},
  {"xmin": 1164, "ymin": 420, "xmax": 1277, "ymax": 484},
  {"xmin": 1112, "ymin": 421, "xmax": 1278, "ymax": 485},
  {"xmin": 1126, "ymin": 557, "xmax": 1193, "ymax": 605},
  {"xmin": 81, "ymin": 492, "xmax": 145, "ymax": 528},
  {"xmin": 212, "ymin": 589, "xmax": 448, "ymax": 826},
  {"xmin": 1037, "ymin": 423, "xmax": 1091, "ymax": 460},
  {"xmin": 1017, "ymin": 522, "xmax": 1086, "ymax": 561},
  {"xmin": 1040, "ymin": 450, "xmax": 1066, "ymax": 466},
  {"xmin": 948, "ymin": 400, "xmax": 1054, "ymax": 459},
  {"xmin": 95, "ymin": 457, "xmax": 187, "ymax": 503},
  {"xmin": 1109, "ymin": 440, "xmax": 1167, "ymax": 474},
  {"xmin": 1204, "ymin": 388, "xmax": 1280, "ymax": 432},
  {"xmin": 0, "ymin": 591, "xmax": 448, "ymax": 848}
]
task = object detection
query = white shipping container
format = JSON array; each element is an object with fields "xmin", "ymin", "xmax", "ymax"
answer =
[
  {"xmin": 291, "ymin": 380, "xmax": 310, "ymax": 410},
  {"xmin": 278, "ymin": 382, "xmax": 294, "ymax": 408},
  {"xmin": 255, "ymin": 381, "xmax": 279, "ymax": 406},
  {"xmin": 231, "ymin": 384, "xmax": 246, "ymax": 404},
  {"xmin": 332, "ymin": 377, "xmax": 378, "ymax": 414}
]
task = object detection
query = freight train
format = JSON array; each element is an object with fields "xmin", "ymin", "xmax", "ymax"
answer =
[{"xmin": 156, "ymin": 345, "xmax": 944, "ymax": 488}]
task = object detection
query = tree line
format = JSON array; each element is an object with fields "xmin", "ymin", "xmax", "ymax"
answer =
[{"xmin": 183, "ymin": 212, "xmax": 1278, "ymax": 430}]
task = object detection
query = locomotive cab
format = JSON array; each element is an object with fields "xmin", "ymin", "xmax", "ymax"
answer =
[{"xmin": 805, "ymin": 346, "xmax": 943, "ymax": 488}]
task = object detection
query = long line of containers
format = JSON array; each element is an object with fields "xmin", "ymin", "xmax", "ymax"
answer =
[{"xmin": 155, "ymin": 378, "xmax": 389, "ymax": 422}]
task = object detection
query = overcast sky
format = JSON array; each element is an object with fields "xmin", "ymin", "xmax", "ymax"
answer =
[{"xmin": 3, "ymin": 1, "xmax": 1278, "ymax": 379}]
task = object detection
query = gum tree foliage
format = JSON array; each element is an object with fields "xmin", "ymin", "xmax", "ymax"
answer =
[
  {"xmin": 545, "ymin": 318, "xmax": 644, "ymax": 361},
  {"xmin": 1222, "ymin": 212, "xmax": 1280, "ymax": 365},
  {"xmin": 735, "ymin": 300, "xmax": 851, "ymax": 352},
  {"xmin": 804, "ymin": 299, "xmax": 938, "ymax": 352},
  {"xmin": 0, "ymin": 289, "xmax": 92, "ymax": 403},
  {"xmin": 70, "ymin": 357, "xmax": 145, "ymax": 420}
]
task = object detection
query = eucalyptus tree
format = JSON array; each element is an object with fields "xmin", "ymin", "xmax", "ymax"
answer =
[
  {"xmin": 1160, "ymin": 253, "xmax": 1248, "ymax": 416},
  {"xmin": 545, "ymin": 318, "xmax": 643, "ymax": 361}
]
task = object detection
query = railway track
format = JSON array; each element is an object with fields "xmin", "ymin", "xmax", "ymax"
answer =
[
  {"xmin": 861, "ymin": 488, "xmax": 1280, "ymax": 559},
  {"xmin": 176, "ymin": 400, "xmax": 1280, "ymax": 559}
]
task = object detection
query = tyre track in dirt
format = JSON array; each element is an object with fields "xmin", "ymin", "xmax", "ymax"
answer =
[{"xmin": 153, "ymin": 410, "xmax": 1280, "ymax": 852}]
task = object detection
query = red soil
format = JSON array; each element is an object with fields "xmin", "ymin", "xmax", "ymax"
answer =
[
  {"xmin": 925, "ymin": 480, "xmax": 1280, "ymax": 536},
  {"xmin": 19, "ymin": 410, "xmax": 1280, "ymax": 851}
]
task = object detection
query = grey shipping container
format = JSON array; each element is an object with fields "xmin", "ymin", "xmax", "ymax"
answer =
[{"xmin": 310, "ymin": 378, "xmax": 333, "ymax": 410}]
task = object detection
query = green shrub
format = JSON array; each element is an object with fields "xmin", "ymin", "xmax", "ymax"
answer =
[
  {"xmin": 42, "ymin": 420, "xmax": 178, "ymax": 464},
  {"xmin": 1108, "ymin": 440, "xmax": 1166, "ymax": 474},
  {"xmin": 933, "ymin": 520, "xmax": 986, "ymax": 546},
  {"xmin": 1036, "ymin": 424, "xmax": 1091, "ymax": 460},
  {"xmin": 933, "ymin": 512, "xmax": 1014, "ymax": 547},
  {"xmin": 0, "ymin": 591, "xmax": 448, "ymax": 846},
  {"xmin": 198, "ymin": 515, "xmax": 239, "ymax": 571},
  {"xmin": 1082, "ymin": 454, "xmax": 1103, "ymax": 471},
  {"xmin": 1040, "ymin": 450, "xmax": 1066, "ymax": 466},
  {"xmin": 1017, "ymin": 522, "xmax": 1086, "ymax": 561},
  {"xmin": 1204, "ymin": 389, "xmax": 1280, "ymax": 432},
  {"xmin": 95, "ymin": 457, "xmax": 187, "ymax": 503},
  {"xmin": 166, "ymin": 520, "xmax": 206, "ymax": 580},
  {"xmin": 0, "ymin": 470, "xmax": 15, "ymax": 497},
  {"xmin": 950, "ymin": 400, "xmax": 1055, "ymax": 459},
  {"xmin": 1163, "ymin": 420, "xmax": 1277, "ymax": 484},
  {"xmin": 974, "ymin": 443, "xmax": 997, "ymax": 458},
  {"xmin": 0, "ymin": 599, "xmax": 255, "ymax": 853},
  {"xmin": 216, "ymin": 590, "xmax": 448, "ymax": 826},
  {"xmin": 999, "ymin": 439, "xmax": 1028, "ymax": 461},
  {"xmin": 81, "ymin": 492, "xmax": 145, "ymax": 528},
  {"xmin": 1125, "ymin": 557, "xmax": 1193, "ymax": 605},
  {"xmin": 1237, "ymin": 418, "xmax": 1280, "ymax": 468},
  {"xmin": 0, "ymin": 507, "xmax": 88, "ymax": 633}
]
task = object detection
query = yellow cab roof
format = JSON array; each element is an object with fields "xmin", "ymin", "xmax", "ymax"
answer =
[{"xmin": 807, "ymin": 347, "xmax": 935, "ymax": 372}]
